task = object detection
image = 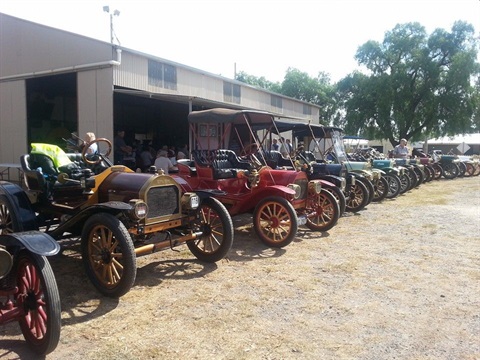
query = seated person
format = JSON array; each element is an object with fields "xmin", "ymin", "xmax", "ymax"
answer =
[
  {"xmin": 84, "ymin": 132, "xmax": 98, "ymax": 154},
  {"xmin": 154, "ymin": 150, "xmax": 177, "ymax": 174}
]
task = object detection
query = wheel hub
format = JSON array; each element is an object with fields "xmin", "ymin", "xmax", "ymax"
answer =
[
  {"xmin": 101, "ymin": 248, "xmax": 112, "ymax": 263},
  {"xmin": 270, "ymin": 217, "xmax": 279, "ymax": 228},
  {"xmin": 24, "ymin": 290, "xmax": 38, "ymax": 311},
  {"xmin": 201, "ymin": 223, "xmax": 212, "ymax": 236}
]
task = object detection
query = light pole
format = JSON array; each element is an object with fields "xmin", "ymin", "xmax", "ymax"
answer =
[{"xmin": 103, "ymin": 5, "xmax": 120, "ymax": 44}]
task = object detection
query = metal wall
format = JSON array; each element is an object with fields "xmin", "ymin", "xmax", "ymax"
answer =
[
  {"xmin": 0, "ymin": 13, "xmax": 118, "ymax": 166},
  {"xmin": 0, "ymin": 12, "xmax": 320, "ymax": 170},
  {"xmin": 0, "ymin": 80, "xmax": 27, "ymax": 164},
  {"xmin": 114, "ymin": 51, "xmax": 320, "ymax": 121},
  {"xmin": 78, "ymin": 68, "xmax": 115, "ymax": 142},
  {"xmin": 0, "ymin": 13, "xmax": 114, "ymax": 79}
]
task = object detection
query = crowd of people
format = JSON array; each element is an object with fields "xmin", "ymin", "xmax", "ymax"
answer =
[
  {"xmin": 81, "ymin": 129, "xmax": 411, "ymax": 172},
  {"xmin": 113, "ymin": 129, "xmax": 188, "ymax": 174},
  {"xmin": 270, "ymin": 137, "xmax": 295, "ymax": 157}
]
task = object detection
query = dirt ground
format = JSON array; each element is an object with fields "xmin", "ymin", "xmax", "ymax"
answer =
[{"xmin": 1, "ymin": 176, "xmax": 479, "ymax": 360}]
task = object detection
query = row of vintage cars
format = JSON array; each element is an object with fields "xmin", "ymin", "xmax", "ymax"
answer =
[{"xmin": 0, "ymin": 108, "xmax": 479, "ymax": 355}]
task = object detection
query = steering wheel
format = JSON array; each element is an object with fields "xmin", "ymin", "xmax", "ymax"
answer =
[
  {"xmin": 82, "ymin": 138, "xmax": 112, "ymax": 165},
  {"xmin": 294, "ymin": 151, "xmax": 312, "ymax": 172}
]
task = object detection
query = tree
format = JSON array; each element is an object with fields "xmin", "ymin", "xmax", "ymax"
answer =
[
  {"xmin": 335, "ymin": 21, "xmax": 480, "ymax": 146},
  {"xmin": 235, "ymin": 71, "xmax": 281, "ymax": 93},
  {"xmin": 236, "ymin": 68, "xmax": 337, "ymax": 125}
]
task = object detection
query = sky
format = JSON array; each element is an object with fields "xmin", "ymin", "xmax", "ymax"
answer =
[{"xmin": 0, "ymin": 0, "xmax": 479, "ymax": 83}]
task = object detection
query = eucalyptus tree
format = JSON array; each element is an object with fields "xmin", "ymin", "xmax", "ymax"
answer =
[{"xmin": 335, "ymin": 21, "xmax": 479, "ymax": 146}]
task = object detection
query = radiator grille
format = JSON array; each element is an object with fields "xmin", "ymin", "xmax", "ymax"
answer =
[{"xmin": 146, "ymin": 186, "xmax": 179, "ymax": 218}]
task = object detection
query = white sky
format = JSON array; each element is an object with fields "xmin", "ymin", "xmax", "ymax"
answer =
[{"xmin": 0, "ymin": 0, "xmax": 479, "ymax": 82}]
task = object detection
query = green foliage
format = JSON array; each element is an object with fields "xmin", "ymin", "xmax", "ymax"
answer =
[
  {"xmin": 235, "ymin": 68, "xmax": 337, "ymax": 125},
  {"xmin": 235, "ymin": 21, "xmax": 479, "ymax": 145},
  {"xmin": 335, "ymin": 21, "xmax": 480, "ymax": 146},
  {"xmin": 235, "ymin": 71, "xmax": 281, "ymax": 93}
]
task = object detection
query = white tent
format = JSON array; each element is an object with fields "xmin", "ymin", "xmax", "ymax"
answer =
[
  {"xmin": 427, "ymin": 133, "xmax": 480, "ymax": 145},
  {"xmin": 426, "ymin": 133, "xmax": 480, "ymax": 155}
]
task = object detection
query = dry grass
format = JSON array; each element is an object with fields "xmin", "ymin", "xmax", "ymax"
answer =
[{"xmin": 1, "ymin": 177, "xmax": 479, "ymax": 359}]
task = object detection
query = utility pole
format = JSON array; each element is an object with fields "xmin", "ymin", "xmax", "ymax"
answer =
[{"xmin": 103, "ymin": 6, "xmax": 120, "ymax": 45}]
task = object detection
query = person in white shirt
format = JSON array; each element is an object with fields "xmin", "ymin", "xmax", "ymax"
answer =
[
  {"xmin": 279, "ymin": 137, "xmax": 288, "ymax": 157},
  {"xmin": 154, "ymin": 150, "xmax": 177, "ymax": 174},
  {"xmin": 286, "ymin": 139, "xmax": 293, "ymax": 155},
  {"xmin": 84, "ymin": 132, "xmax": 98, "ymax": 154},
  {"xmin": 393, "ymin": 138, "xmax": 409, "ymax": 158}
]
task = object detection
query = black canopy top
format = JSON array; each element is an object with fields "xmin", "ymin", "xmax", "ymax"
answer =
[
  {"xmin": 273, "ymin": 119, "xmax": 343, "ymax": 138},
  {"xmin": 188, "ymin": 108, "xmax": 275, "ymax": 126}
]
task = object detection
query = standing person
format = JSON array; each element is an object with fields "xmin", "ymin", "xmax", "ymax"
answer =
[
  {"xmin": 154, "ymin": 149, "xmax": 177, "ymax": 174},
  {"xmin": 393, "ymin": 138, "xmax": 409, "ymax": 159},
  {"xmin": 279, "ymin": 137, "xmax": 288, "ymax": 157},
  {"xmin": 271, "ymin": 138, "xmax": 279, "ymax": 151},
  {"xmin": 114, "ymin": 129, "xmax": 132, "ymax": 165},
  {"xmin": 286, "ymin": 139, "xmax": 293, "ymax": 156}
]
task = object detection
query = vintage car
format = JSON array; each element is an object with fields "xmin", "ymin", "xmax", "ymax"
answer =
[
  {"xmin": 0, "ymin": 230, "xmax": 61, "ymax": 355},
  {"xmin": 260, "ymin": 119, "xmax": 348, "ymax": 216},
  {"xmin": 411, "ymin": 148, "xmax": 443, "ymax": 180},
  {"xmin": 0, "ymin": 139, "xmax": 234, "ymax": 298},
  {"xmin": 174, "ymin": 108, "xmax": 340, "ymax": 248},
  {"xmin": 299, "ymin": 126, "xmax": 390, "ymax": 206}
]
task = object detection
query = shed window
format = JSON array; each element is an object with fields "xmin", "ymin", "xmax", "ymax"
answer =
[
  {"xmin": 223, "ymin": 82, "xmax": 241, "ymax": 104},
  {"xmin": 303, "ymin": 104, "xmax": 312, "ymax": 115},
  {"xmin": 271, "ymin": 95, "xmax": 282, "ymax": 109},
  {"xmin": 148, "ymin": 60, "xmax": 177, "ymax": 90}
]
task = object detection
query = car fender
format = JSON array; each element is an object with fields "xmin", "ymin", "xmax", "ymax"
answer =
[
  {"xmin": 0, "ymin": 231, "xmax": 60, "ymax": 256},
  {"xmin": 192, "ymin": 189, "xmax": 228, "ymax": 200},
  {"xmin": 236, "ymin": 185, "xmax": 296, "ymax": 214},
  {"xmin": 48, "ymin": 201, "xmax": 135, "ymax": 238},
  {"xmin": 349, "ymin": 172, "xmax": 367, "ymax": 180},
  {"xmin": 383, "ymin": 167, "xmax": 400, "ymax": 175},
  {"xmin": 255, "ymin": 184, "xmax": 296, "ymax": 199},
  {"xmin": 171, "ymin": 174, "xmax": 194, "ymax": 192},
  {"xmin": 0, "ymin": 181, "xmax": 37, "ymax": 230},
  {"xmin": 317, "ymin": 178, "xmax": 336, "ymax": 188}
]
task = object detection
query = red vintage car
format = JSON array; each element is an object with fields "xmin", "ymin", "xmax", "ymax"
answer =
[{"xmin": 173, "ymin": 108, "xmax": 340, "ymax": 248}]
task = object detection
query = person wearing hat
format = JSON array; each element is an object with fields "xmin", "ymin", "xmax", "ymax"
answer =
[{"xmin": 393, "ymin": 138, "xmax": 409, "ymax": 159}]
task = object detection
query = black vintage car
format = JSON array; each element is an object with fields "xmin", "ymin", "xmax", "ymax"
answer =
[{"xmin": 0, "ymin": 138, "xmax": 234, "ymax": 297}]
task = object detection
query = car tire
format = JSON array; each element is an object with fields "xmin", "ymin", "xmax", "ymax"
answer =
[
  {"xmin": 306, "ymin": 189, "xmax": 340, "ymax": 232},
  {"xmin": 15, "ymin": 251, "xmax": 61, "ymax": 355},
  {"xmin": 81, "ymin": 213, "xmax": 137, "ymax": 298},
  {"xmin": 187, "ymin": 197, "xmax": 234, "ymax": 262},
  {"xmin": 253, "ymin": 197, "xmax": 298, "ymax": 248}
]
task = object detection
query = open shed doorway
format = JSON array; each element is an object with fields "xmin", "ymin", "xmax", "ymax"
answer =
[
  {"xmin": 113, "ymin": 92, "xmax": 199, "ymax": 158},
  {"xmin": 26, "ymin": 73, "xmax": 77, "ymax": 149}
]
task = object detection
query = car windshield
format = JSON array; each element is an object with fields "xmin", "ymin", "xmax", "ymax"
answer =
[{"xmin": 332, "ymin": 132, "xmax": 348, "ymax": 163}]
